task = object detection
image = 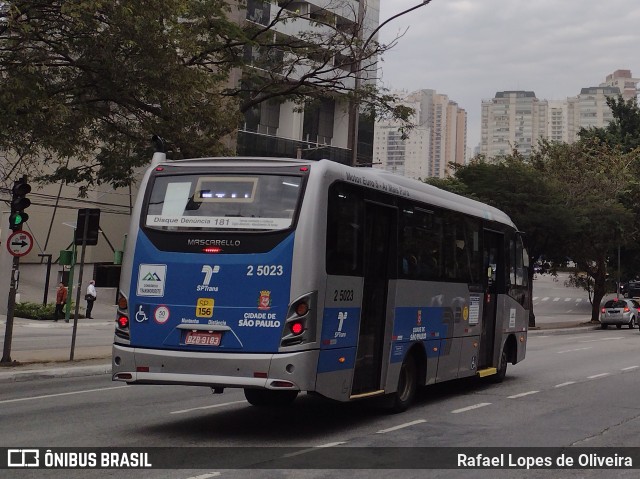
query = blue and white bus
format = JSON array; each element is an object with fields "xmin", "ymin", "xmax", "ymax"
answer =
[{"xmin": 112, "ymin": 152, "xmax": 529, "ymax": 411}]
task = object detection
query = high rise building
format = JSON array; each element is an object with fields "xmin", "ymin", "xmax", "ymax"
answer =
[
  {"xmin": 373, "ymin": 89, "xmax": 467, "ymax": 179},
  {"xmin": 236, "ymin": 0, "xmax": 381, "ymax": 165},
  {"xmin": 480, "ymin": 91, "xmax": 548, "ymax": 159},
  {"xmin": 600, "ymin": 69, "xmax": 639, "ymax": 100},
  {"xmin": 481, "ymin": 70, "xmax": 637, "ymax": 159}
]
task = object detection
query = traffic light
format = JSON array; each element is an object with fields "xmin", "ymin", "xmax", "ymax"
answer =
[{"xmin": 9, "ymin": 177, "xmax": 31, "ymax": 231}]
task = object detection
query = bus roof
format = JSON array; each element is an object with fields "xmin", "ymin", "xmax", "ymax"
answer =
[{"xmin": 151, "ymin": 155, "xmax": 517, "ymax": 230}]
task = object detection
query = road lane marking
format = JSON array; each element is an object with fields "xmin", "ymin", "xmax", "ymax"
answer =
[
  {"xmin": 587, "ymin": 373, "xmax": 610, "ymax": 379},
  {"xmin": 564, "ymin": 298, "xmax": 571, "ymax": 302},
  {"xmin": 451, "ymin": 403, "xmax": 491, "ymax": 414},
  {"xmin": 579, "ymin": 338, "xmax": 623, "ymax": 343},
  {"xmin": 282, "ymin": 442, "xmax": 346, "ymax": 458},
  {"xmin": 621, "ymin": 366, "xmax": 640, "ymax": 371},
  {"xmin": 170, "ymin": 400, "xmax": 246, "ymax": 414},
  {"xmin": 553, "ymin": 297, "xmax": 560, "ymax": 302},
  {"xmin": 542, "ymin": 297, "xmax": 550, "ymax": 301},
  {"xmin": 554, "ymin": 381, "xmax": 576, "ymax": 388},
  {"xmin": 557, "ymin": 347, "xmax": 591, "ymax": 354},
  {"xmin": 0, "ymin": 386, "xmax": 128, "ymax": 405},
  {"xmin": 507, "ymin": 391, "xmax": 539, "ymax": 399},
  {"xmin": 185, "ymin": 474, "xmax": 220, "ymax": 479},
  {"xmin": 377, "ymin": 419, "xmax": 427, "ymax": 434}
]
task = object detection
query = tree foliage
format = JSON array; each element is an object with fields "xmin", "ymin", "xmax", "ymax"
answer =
[
  {"xmin": 532, "ymin": 138, "xmax": 639, "ymax": 321},
  {"xmin": 427, "ymin": 153, "xmax": 571, "ymax": 327},
  {"xmin": 0, "ymin": 0, "xmax": 414, "ymax": 193},
  {"xmin": 579, "ymin": 95, "xmax": 640, "ymax": 153}
]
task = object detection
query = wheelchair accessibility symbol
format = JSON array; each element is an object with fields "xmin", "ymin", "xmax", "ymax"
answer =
[{"xmin": 135, "ymin": 305, "xmax": 150, "ymax": 323}]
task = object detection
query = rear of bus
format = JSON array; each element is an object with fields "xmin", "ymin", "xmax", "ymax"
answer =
[{"xmin": 112, "ymin": 155, "xmax": 318, "ymax": 402}]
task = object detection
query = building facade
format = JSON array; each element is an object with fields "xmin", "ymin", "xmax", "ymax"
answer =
[
  {"xmin": 373, "ymin": 89, "xmax": 467, "ymax": 179},
  {"xmin": 480, "ymin": 91, "xmax": 548, "ymax": 159},
  {"xmin": 481, "ymin": 70, "xmax": 638, "ymax": 160},
  {"xmin": 236, "ymin": 0, "xmax": 381, "ymax": 165}
]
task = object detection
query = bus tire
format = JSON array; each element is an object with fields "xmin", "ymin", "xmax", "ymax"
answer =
[
  {"xmin": 492, "ymin": 345, "xmax": 508, "ymax": 383},
  {"xmin": 388, "ymin": 354, "xmax": 417, "ymax": 413},
  {"xmin": 244, "ymin": 388, "xmax": 298, "ymax": 407}
]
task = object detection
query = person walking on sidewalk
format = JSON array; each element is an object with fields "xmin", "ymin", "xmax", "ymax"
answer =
[
  {"xmin": 54, "ymin": 282, "xmax": 68, "ymax": 322},
  {"xmin": 85, "ymin": 280, "xmax": 97, "ymax": 319}
]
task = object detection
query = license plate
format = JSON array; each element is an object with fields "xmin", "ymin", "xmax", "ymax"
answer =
[{"xmin": 184, "ymin": 331, "xmax": 221, "ymax": 346}]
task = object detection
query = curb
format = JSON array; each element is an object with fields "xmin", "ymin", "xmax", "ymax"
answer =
[
  {"xmin": 0, "ymin": 324, "xmax": 600, "ymax": 384},
  {"xmin": 0, "ymin": 363, "xmax": 111, "ymax": 384}
]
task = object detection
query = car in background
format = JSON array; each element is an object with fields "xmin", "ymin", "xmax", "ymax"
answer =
[
  {"xmin": 600, "ymin": 298, "xmax": 640, "ymax": 329},
  {"xmin": 624, "ymin": 281, "xmax": 640, "ymax": 299}
]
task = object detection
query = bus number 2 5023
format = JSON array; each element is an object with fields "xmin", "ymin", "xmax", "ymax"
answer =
[
  {"xmin": 246, "ymin": 265, "xmax": 284, "ymax": 276},
  {"xmin": 334, "ymin": 289, "xmax": 354, "ymax": 302}
]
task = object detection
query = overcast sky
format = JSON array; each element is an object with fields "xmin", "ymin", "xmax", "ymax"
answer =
[{"xmin": 377, "ymin": 0, "xmax": 640, "ymax": 150}]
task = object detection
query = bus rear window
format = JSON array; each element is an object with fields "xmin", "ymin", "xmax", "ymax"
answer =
[{"xmin": 145, "ymin": 174, "xmax": 303, "ymax": 231}]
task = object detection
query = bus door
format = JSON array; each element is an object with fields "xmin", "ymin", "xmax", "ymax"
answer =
[
  {"xmin": 351, "ymin": 201, "xmax": 396, "ymax": 396},
  {"xmin": 479, "ymin": 229, "xmax": 504, "ymax": 369}
]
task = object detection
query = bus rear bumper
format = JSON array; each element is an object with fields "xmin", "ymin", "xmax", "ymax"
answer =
[{"xmin": 111, "ymin": 344, "xmax": 319, "ymax": 391}]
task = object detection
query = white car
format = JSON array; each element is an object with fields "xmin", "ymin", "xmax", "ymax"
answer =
[{"xmin": 600, "ymin": 298, "xmax": 640, "ymax": 329}]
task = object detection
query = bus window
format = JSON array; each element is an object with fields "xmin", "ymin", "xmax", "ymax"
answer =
[{"xmin": 326, "ymin": 183, "xmax": 363, "ymax": 275}]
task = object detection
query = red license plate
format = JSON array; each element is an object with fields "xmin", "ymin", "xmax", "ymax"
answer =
[{"xmin": 184, "ymin": 331, "xmax": 221, "ymax": 346}]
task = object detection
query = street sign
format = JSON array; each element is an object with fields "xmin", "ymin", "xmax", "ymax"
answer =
[{"xmin": 6, "ymin": 231, "xmax": 34, "ymax": 257}]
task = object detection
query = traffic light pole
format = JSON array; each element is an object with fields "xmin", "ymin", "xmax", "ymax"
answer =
[
  {"xmin": 1, "ymin": 256, "xmax": 20, "ymax": 363},
  {"xmin": 70, "ymin": 210, "xmax": 90, "ymax": 361}
]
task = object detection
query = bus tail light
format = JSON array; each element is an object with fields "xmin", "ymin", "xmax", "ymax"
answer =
[
  {"xmin": 290, "ymin": 321, "xmax": 304, "ymax": 335},
  {"xmin": 117, "ymin": 316, "xmax": 129, "ymax": 328},
  {"xmin": 281, "ymin": 292, "xmax": 317, "ymax": 347},
  {"xmin": 115, "ymin": 290, "xmax": 131, "ymax": 341},
  {"xmin": 601, "ymin": 307, "xmax": 606, "ymax": 313},
  {"xmin": 295, "ymin": 302, "xmax": 309, "ymax": 316},
  {"xmin": 118, "ymin": 294, "xmax": 128, "ymax": 310}
]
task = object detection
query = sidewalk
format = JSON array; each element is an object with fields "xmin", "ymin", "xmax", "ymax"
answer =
[
  {"xmin": 0, "ymin": 285, "xmax": 117, "ymax": 383},
  {"xmin": 0, "ymin": 314, "xmax": 599, "ymax": 385}
]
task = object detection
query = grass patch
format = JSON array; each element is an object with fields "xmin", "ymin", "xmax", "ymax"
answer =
[{"xmin": 15, "ymin": 302, "xmax": 81, "ymax": 320}]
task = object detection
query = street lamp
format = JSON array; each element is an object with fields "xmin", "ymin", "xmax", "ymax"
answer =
[{"xmin": 350, "ymin": 0, "xmax": 433, "ymax": 166}]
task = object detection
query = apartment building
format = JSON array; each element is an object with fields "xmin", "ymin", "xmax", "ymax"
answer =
[
  {"xmin": 480, "ymin": 91, "xmax": 548, "ymax": 159},
  {"xmin": 237, "ymin": 0, "xmax": 380, "ymax": 165},
  {"xmin": 482, "ymin": 70, "xmax": 638, "ymax": 159},
  {"xmin": 600, "ymin": 69, "xmax": 640, "ymax": 101},
  {"xmin": 373, "ymin": 89, "xmax": 467, "ymax": 179}
]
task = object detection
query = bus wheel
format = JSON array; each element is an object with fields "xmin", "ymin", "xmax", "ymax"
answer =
[
  {"xmin": 388, "ymin": 355, "xmax": 417, "ymax": 413},
  {"xmin": 244, "ymin": 388, "xmax": 298, "ymax": 407},
  {"xmin": 492, "ymin": 345, "xmax": 508, "ymax": 383}
]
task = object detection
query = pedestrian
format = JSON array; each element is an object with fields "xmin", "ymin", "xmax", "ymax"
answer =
[
  {"xmin": 54, "ymin": 282, "xmax": 68, "ymax": 322},
  {"xmin": 85, "ymin": 280, "xmax": 97, "ymax": 319}
]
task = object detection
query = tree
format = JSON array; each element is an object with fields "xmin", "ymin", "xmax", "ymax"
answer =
[
  {"xmin": 533, "ymin": 138, "xmax": 638, "ymax": 322},
  {"xmin": 579, "ymin": 95, "xmax": 640, "ymax": 153},
  {"xmin": 427, "ymin": 152, "xmax": 572, "ymax": 327},
  {"xmin": 0, "ymin": 0, "xmax": 414, "ymax": 193}
]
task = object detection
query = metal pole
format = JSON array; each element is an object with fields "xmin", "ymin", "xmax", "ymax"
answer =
[
  {"xmin": 1, "ymin": 256, "xmax": 20, "ymax": 363},
  {"xmin": 70, "ymin": 211, "xmax": 90, "ymax": 361},
  {"xmin": 617, "ymin": 243, "xmax": 621, "ymax": 297},
  {"xmin": 349, "ymin": 1, "xmax": 432, "ymax": 166},
  {"xmin": 39, "ymin": 254, "xmax": 53, "ymax": 305}
]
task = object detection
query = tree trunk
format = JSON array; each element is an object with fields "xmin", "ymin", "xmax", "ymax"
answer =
[
  {"xmin": 590, "ymin": 259, "xmax": 607, "ymax": 323},
  {"xmin": 528, "ymin": 265, "xmax": 536, "ymax": 328}
]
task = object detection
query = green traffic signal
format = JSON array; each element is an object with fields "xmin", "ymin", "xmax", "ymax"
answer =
[{"xmin": 9, "ymin": 177, "xmax": 31, "ymax": 231}]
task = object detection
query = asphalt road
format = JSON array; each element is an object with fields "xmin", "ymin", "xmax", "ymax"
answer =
[{"xmin": 2, "ymin": 326, "xmax": 640, "ymax": 479}]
